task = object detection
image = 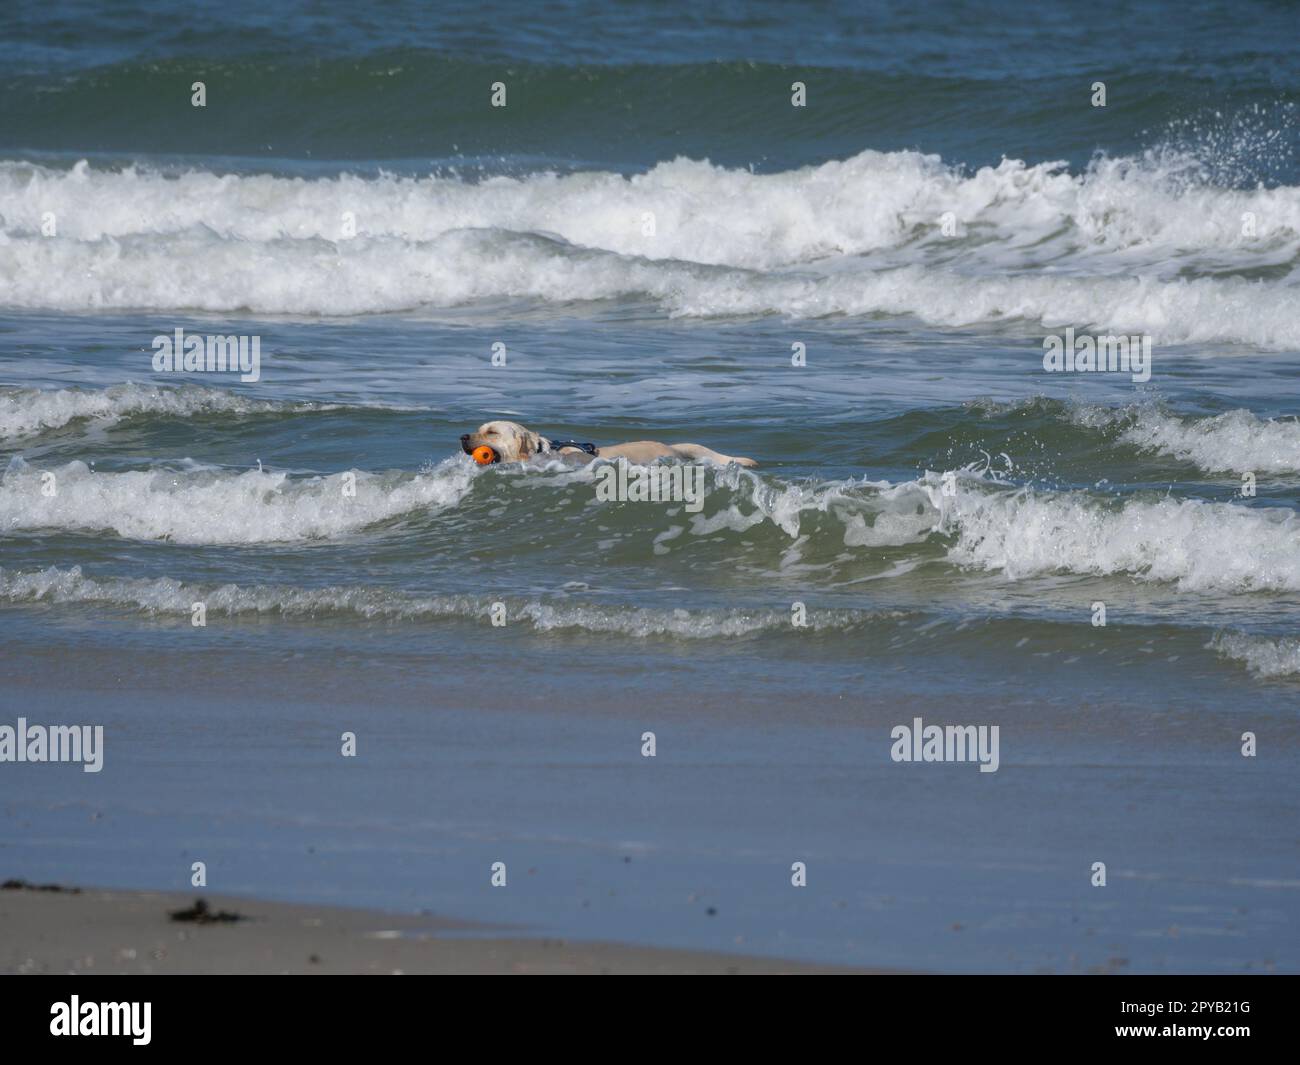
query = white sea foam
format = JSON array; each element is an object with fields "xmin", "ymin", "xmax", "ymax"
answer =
[
  {"xmin": 1090, "ymin": 406, "xmax": 1300, "ymax": 474},
  {"xmin": 3, "ymin": 153, "xmax": 1297, "ymax": 267},
  {"xmin": 0, "ymin": 564, "xmax": 894, "ymax": 637},
  {"xmin": 975, "ymin": 399, "xmax": 1300, "ymax": 476},
  {"xmin": 676, "ymin": 465, "xmax": 1300, "ymax": 593},
  {"xmin": 0, "ymin": 564, "xmax": 475, "ymax": 621},
  {"xmin": 1, "ymin": 153, "xmax": 1297, "ymax": 345},
  {"xmin": 1209, "ymin": 631, "xmax": 1300, "ymax": 677},
  {"xmin": 0, "ymin": 382, "xmax": 326, "ymax": 440},
  {"xmin": 3, "ymin": 451, "xmax": 1297, "ymax": 593},
  {"xmin": 928, "ymin": 475, "xmax": 1300, "ymax": 593},
  {"xmin": 0, "ymin": 456, "xmax": 473, "ymax": 543},
  {"xmin": 599, "ymin": 463, "xmax": 1300, "ymax": 593},
  {"xmin": 723, "ymin": 464, "xmax": 1300, "ymax": 593}
]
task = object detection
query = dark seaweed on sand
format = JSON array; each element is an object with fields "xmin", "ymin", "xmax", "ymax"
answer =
[
  {"xmin": 169, "ymin": 898, "xmax": 245, "ymax": 924},
  {"xmin": 2, "ymin": 878, "xmax": 81, "ymax": 893}
]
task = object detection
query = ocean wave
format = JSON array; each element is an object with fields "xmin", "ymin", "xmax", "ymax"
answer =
[
  {"xmin": 959, "ymin": 398, "xmax": 1300, "ymax": 477},
  {"xmin": 0, "ymin": 382, "xmax": 332, "ymax": 440},
  {"xmin": 7, "ymin": 384, "xmax": 1293, "ymax": 487},
  {"xmin": 0, "ymin": 456, "xmax": 473, "ymax": 544},
  {"xmin": 4, "ymin": 563, "xmax": 1296, "ymax": 668},
  {"xmin": 1072, "ymin": 405, "xmax": 1300, "ymax": 475},
  {"xmin": 5, "ymin": 152, "xmax": 1296, "ymax": 268},
  {"xmin": 0, "ymin": 564, "xmax": 899, "ymax": 638},
  {"xmin": 4, "ymin": 453, "xmax": 1298, "ymax": 594},
  {"xmin": 930, "ymin": 476, "xmax": 1300, "ymax": 593},
  {"xmin": 651, "ymin": 464, "xmax": 1300, "ymax": 594},
  {"xmin": 1, "ymin": 226, "xmax": 1293, "ymax": 347},
  {"xmin": 1, "ymin": 154, "xmax": 1297, "ymax": 345},
  {"xmin": 1209, "ymin": 631, "xmax": 1300, "ymax": 678}
]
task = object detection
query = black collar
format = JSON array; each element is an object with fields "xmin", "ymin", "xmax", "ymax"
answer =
[{"xmin": 538, "ymin": 437, "xmax": 599, "ymax": 456}]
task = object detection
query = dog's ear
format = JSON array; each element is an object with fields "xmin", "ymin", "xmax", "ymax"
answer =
[{"xmin": 521, "ymin": 429, "xmax": 542, "ymax": 459}]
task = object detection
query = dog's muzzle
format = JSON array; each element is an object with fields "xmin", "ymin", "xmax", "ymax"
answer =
[{"xmin": 461, "ymin": 434, "xmax": 499, "ymax": 464}]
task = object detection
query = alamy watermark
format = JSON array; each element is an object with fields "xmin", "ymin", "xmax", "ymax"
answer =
[
  {"xmin": 890, "ymin": 716, "xmax": 999, "ymax": 773},
  {"xmin": 50, "ymin": 997, "xmax": 150, "ymax": 1045},
  {"xmin": 1043, "ymin": 327, "xmax": 1151, "ymax": 383},
  {"xmin": 0, "ymin": 717, "xmax": 103, "ymax": 772},
  {"xmin": 152, "ymin": 327, "xmax": 261, "ymax": 383},
  {"xmin": 594, "ymin": 457, "xmax": 706, "ymax": 513}
]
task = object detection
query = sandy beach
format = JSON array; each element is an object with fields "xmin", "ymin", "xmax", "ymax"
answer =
[{"xmin": 0, "ymin": 882, "xmax": 871, "ymax": 975}]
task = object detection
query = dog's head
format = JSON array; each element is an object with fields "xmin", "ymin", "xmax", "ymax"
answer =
[{"xmin": 460, "ymin": 420, "xmax": 542, "ymax": 463}]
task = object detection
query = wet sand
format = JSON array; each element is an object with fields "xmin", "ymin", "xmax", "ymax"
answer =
[
  {"xmin": 0, "ymin": 883, "xmax": 874, "ymax": 975},
  {"xmin": 2, "ymin": 638, "xmax": 1295, "ymax": 973}
]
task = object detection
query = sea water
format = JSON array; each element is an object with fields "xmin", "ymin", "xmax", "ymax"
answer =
[{"xmin": 1, "ymin": 0, "xmax": 1297, "ymax": 972}]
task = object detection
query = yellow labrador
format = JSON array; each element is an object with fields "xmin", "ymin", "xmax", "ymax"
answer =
[{"xmin": 461, "ymin": 420, "xmax": 757, "ymax": 467}]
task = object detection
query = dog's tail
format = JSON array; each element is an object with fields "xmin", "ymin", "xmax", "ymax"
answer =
[{"xmin": 672, "ymin": 443, "xmax": 758, "ymax": 468}]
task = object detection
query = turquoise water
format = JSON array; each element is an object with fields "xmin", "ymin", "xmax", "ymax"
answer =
[{"xmin": 1, "ymin": 0, "xmax": 1298, "ymax": 971}]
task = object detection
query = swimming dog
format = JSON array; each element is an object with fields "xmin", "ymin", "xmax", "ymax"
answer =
[{"xmin": 460, "ymin": 420, "xmax": 757, "ymax": 467}]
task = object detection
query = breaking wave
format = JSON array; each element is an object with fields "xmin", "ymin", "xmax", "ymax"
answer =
[
  {"xmin": 1, "ymin": 152, "xmax": 1297, "ymax": 345},
  {"xmin": 4, "ymin": 452, "xmax": 1298, "ymax": 594}
]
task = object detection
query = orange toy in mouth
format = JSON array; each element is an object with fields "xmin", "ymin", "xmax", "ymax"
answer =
[{"xmin": 471, "ymin": 445, "xmax": 498, "ymax": 465}]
